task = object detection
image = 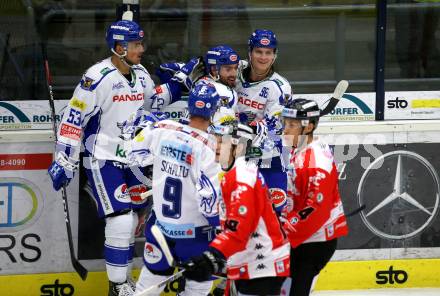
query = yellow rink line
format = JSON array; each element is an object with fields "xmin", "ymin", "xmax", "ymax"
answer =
[{"xmin": 1, "ymin": 259, "xmax": 440, "ymax": 295}]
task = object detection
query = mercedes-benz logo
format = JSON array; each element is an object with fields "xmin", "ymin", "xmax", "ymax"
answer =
[{"xmin": 357, "ymin": 150, "xmax": 440, "ymax": 240}]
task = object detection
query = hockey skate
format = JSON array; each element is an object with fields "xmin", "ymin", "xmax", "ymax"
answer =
[
  {"xmin": 109, "ymin": 281, "xmax": 134, "ymax": 296},
  {"xmin": 126, "ymin": 276, "xmax": 137, "ymax": 292}
]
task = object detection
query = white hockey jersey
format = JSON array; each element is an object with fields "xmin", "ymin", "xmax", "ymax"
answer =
[
  {"xmin": 236, "ymin": 71, "xmax": 291, "ymax": 120},
  {"xmin": 56, "ymin": 57, "xmax": 174, "ymax": 164},
  {"xmin": 128, "ymin": 120, "xmax": 221, "ymax": 238},
  {"xmin": 236, "ymin": 70, "xmax": 291, "ymax": 164},
  {"xmin": 198, "ymin": 76, "xmax": 238, "ymax": 111}
]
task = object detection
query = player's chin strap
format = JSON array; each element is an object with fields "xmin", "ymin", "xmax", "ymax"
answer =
[
  {"xmin": 208, "ymin": 70, "xmax": 220, "ymax": 82},
  {"xmin": 111, "ymin": 46, "xmax": 135, "ymax": 68}
]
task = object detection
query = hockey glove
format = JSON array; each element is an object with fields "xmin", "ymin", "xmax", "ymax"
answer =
[
  {"xmin": 155, "ymin": 62, "xmax": 185, "ymax": 84},
  {"xmin": 183, "ymin": 248, "xmax": 226, "ymax": 282},
  {"xmin": 172, "ymin": 57, "xmax": 205, "ymax": 91},
  {"xmin": 179, "ymin": 107, "xmax": 190, "ymax": 125},
  {"xmin": 249, "ymin": 120, "xmax": 275, "ymax": 151},
  {"xmin": 120, "ymin": 109, "xmax": 167, "ymax": 140},
  {"xmin": 238, "ymin": 111, "xmax": 257, "ymax": 125},
  {"xmin": 48, "ymin": 151, "xmax": 78, "ymax": 191}
]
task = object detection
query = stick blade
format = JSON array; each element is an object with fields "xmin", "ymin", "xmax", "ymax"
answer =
[
  {"xmin": 151, "ymin": 225, "xmax": 174, "ymax": 266},
  {"xmin": 122, "ymin": 10, "xmax": 133, "ymax": 21},
  {"xmin": 72, "ymin": 259, "xmax": 88, "ymax": 280},
  {"xmin": 332, "ymin": 80, "xmax": 349, "ymax": 99}
]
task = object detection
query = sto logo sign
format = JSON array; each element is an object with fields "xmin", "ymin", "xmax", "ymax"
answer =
[{"xmin": 0, "ymin": 178, "xmax": 43, "ymax": 233}]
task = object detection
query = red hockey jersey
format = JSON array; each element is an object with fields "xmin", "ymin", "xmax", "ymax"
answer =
[
  {"xmin": 283, "ymin": 139, "xmax": 348, "ymax": 248},
  {"xmin": 210, "ymin": 157, "xmax": 290, "ymax": 280}
]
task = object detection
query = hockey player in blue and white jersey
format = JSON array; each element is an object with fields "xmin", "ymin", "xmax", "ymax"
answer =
[
  {"xmin": 127, "ymin": 83, "xmax": 221, "ymax": 296},
  {"xmin": 200, "ymin": 45, "xmax": 240, "ymax": 110},
  {"xmin": 47, "ymin": 20, "xmax": 204, "ymax": 296},
  {"xmin": 236, "ymin": 29, "xmax": 292, "ymax": 214},
  {"xmin": 154, "ymin": 45, "xmax": 240, "ymax": 123}
]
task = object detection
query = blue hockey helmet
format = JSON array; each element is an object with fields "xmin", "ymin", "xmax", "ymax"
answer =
[
  {"xmin": 205, "ymin": 45, "xmax": 240, "ymax": 75},
  {"xmin": 187, "ymin": 82, "xmax": 219, "ymax": 120},
  {"xmin": 106, "ymin": 20, "xmax": 144, "ymax": 53},
  {"xmin": 248, "ymin": 29, "xmax": 278, "ymax": 53}
]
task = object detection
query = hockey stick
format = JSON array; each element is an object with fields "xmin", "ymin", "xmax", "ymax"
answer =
[
  {"xmin": 320, "ymin": 80, "xmax": 349, "ymax": 116},
  {"xmin": 151, "ymin": 224, "xmax": 175, "ymax": 266},
  {"xmin": 346, "ymin": 204, "xmax": 366, "ymax": 218},
  {"xmin": 138, "ymin": 269, "xmax": 186, "ymax": 296},
  {"xmin": 150, "ymin": 225, "xmax": 226, "ymax": 281},
  {"xmin": 138, "ymin": 225, "xmax": 225, "ymax": 295},
  {"xmin": 136, "ymin": 225, "xmax": 182, "ymax": 295},
  {"xmin": 42, "ymin": 46, "xmax": 88, "ymax": 281},
  {"xmin": 122, "ymin": 4, "xmax": 133, "ymax": 21}
]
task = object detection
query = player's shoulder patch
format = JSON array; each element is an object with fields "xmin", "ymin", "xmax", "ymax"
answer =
[
  {"xmin": 273, "ymin": 78, "xmax": 284, "ymax": 86},
  {"xmin": 100, "ymin": 67, "xmax": 113, "ymax": 76},
  {"xmin": 80, "ymin": 59, "xmax": 116, "ymax": 91}
]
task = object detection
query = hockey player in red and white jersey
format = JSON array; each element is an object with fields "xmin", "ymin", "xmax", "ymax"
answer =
[
  {"xmin": 182, "ymin": 108, "xmax": 290, "ymax": 296},
  {"xmin": 236, "ymin": 29, "xmax": 292, "ymax": 214},
  {"xmin": 47, "ymin": 20, "xmax": 204, "ymax": 296},
  {"xmin": 281, "ymin": 98, "xmax": 349, "ymax": 296}
]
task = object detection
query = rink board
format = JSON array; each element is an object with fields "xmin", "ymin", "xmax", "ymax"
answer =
[{"xmin": 1, "ymin": 259, "xmax": 440, "ymax": 295}]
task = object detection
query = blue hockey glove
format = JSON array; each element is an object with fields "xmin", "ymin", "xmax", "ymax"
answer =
[
  {"xmin": 155, "ymin": 62, "xmax": 185, "ymax": 84},
  {"xmin": 172, "ymin": 57, "xmax": 205, "ymax": 90},
  {"xmin": 183, "ymin": 248, "xmax": 226, "ymax": 282},
  {"xmin": 264, "ymin": 114, "xmax": 283, "ymax": 135},
  {"xmin": 238, "ymin": 111, "xmax": 257, "ymax": 125},
  {"xmin": 48, "ymin": 152, "xmax": 78, "ymax": 191}
]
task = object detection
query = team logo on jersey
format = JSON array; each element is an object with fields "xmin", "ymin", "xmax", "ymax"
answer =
[
  {"xmin": 112, "ymin": 93, "xmax": 144, "ymax": 102},
  {"xmin": 231, "ymin": 185, "xmax": 247, "ymax": 202},
  {"xmin": 260, "ymin": 38, "xmax": 270, "ymax": 46},
  {"xmin": 143, "ymin": 243, "xmax": 162, "ymax": 264},
  {"xmin": 160, "ymin": 141, "xmax": 193, "ymax": 165},
  {"xmin": 238, "ymin": 205, "xmax": 248, "ymax": 216},
  {"xmin": 275, "ymin": 260, "xmax": 285, "ymax": 273},
  {"xmin": 238, "ymin": 97, "xmax": 264, "ymax": 110},
  {"xmin": 129, "ymin": 184, "xmax": 149, "ymax": 204},
  {"xmin": 112, "ymin": 81, "xmax": 124, "ymax": 90},
  {"xmin": 195, "ymin": 100, "xmax": 205, "ymax": 108},
  {"xmin": 316, "ymin": 193, "xmax": 324, "ymax": 203},
  {"xmin": 59, "ymin": 123, "xmax": 81, "ymax": 141},
  {"xmin": 114, "ymin": 184, "xmax": 130, "ymax": 203},
  {"xmin": 309, "ymin": 171, "xmax": 325, "ymax": 187},
  {"xmin": 81, "ymin": 77, "xmax": 94, "ymax": 90},
  {"xmin": 290, "ymin": 217, "xmax": 299, "ymax": 225},
  {"xmin": 229, "ymin": 54, "xmax": 238, "ymax": 62},
  {"xmin": 269, "ymin": 188, "xmax": 287, "ymax": 208},
  {"xmin": 69, "ymin": 97, "xmax": 87, "ymax": 111},
  {"xmin": 156, "ymin": 221, "xmax": 196, "ymax": 239},
  {"xmin": 326, "ymin": 224, "xmax": 335, "ymax": 237}
]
